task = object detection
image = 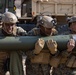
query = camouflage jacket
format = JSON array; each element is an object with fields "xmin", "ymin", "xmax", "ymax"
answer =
[
  {"xmin": 0, "ymin": 26, "xmax": 27, "ymax": 75},
  {"xmin": 28, "ymin": 27, "xmax": 58, "ymax": 36},
  {"xmin": 26, "ymin": 27, "xmax": 58, "ymax": 58}
]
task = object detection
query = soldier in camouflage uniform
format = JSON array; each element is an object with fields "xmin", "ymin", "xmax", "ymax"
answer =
[
  {"xmin": 0, "ymin": 12, "xmax": 27, "ymax": 75},
  {"xmin": 52, "ymin": 16, "xmax": 76, "ymax": 75},
  {"xmin": 25, "ymin": 16, "xmax": 58, "ymax": 75},
  {"xmin": 0, "ymin": 13, "xmax": 3, "ymax": 27}
]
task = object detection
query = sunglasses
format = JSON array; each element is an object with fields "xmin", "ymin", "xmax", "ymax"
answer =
[{"xmin": 4, "ymin": 23, "xmax": 15, "ymax": 26}]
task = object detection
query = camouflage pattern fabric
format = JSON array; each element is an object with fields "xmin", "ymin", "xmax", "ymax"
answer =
[
  {"xmin": 52, "ymin": 64, "xmax": 74, "ymax": 75},
  {"xmin": 0, "ymin": 26, "xmax": 27, "ymax": 75},
  {"xmin": 26, "ymin": 27, "xmax": 57, "ymax": 75},
  {"xmin": 27, "ymin": 28, "xmax": 40, "ymax": 36},
  {"xmin": 0, "ymin": 52, "xmax": 9, "ymax": 75},
  {"xmin": 52, "ymin": 29, "xmax": 76, "ymax": 75},
  {"xmin": 26, "ymin": 59, "xmax": 50, "ymax": 75}
]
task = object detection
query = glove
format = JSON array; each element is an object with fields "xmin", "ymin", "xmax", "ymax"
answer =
[
  {"xmin": 33, "ymin": 38, "xmax": 45, "ymax": 54},
  {"xmin": 46, "ymin": 39, "xmax": 57, "ymax": 54},
  {"xmin": 51, "ymin": 28, "xmax": 58, "ymax": 35},
  {"xmin": 67, "ymin": 39, "xmax": 75, "ymax": 52}
]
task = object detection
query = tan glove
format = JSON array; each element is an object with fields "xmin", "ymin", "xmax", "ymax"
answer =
[
  {"xmin": 67, "ymin": 39, "xmax": 75, "ymax": 52},
  {"xmin": 33, "ymin": 38, "xmax": 45, "ymax": 54},
  {"xmin": 46, "ymin": 39, "xmax": 57, "ymax": 54},
  {"xmin": 51, "ymin": 28, "xmax": 58, "ymax": 35}
]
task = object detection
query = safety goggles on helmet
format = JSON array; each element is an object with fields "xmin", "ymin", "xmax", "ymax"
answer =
[
  {"xmin": 4, "ymin": 23, "xmax": 15, "ymax": 26},
  {"xmin": 37, "ymin": 16, "xmax": 57, "ymax": 28}
]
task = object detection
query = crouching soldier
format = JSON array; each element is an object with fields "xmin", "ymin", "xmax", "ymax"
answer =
[
  {"xmin": 25, "ymin": 15, "xmax": 59, "ymax": 75},
  {"xmin": 0, "ymin": 12, "xmax": 27, "ymax": 75}
]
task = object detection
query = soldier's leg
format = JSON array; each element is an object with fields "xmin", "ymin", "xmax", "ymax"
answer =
[
  {"xmin": 0, "ymin": 52, "xmax": 9, "ymax": 75},
  {"xmin": 0, "ymin": 65, "xmax": 5, "ymax": 75},
  {"xmin": 41, "ymin": 64, "xmax": 50, "ymax": 75},
  {"xmin": 26, "ymin": 58, "xmax": 43, "ymax": 75}
]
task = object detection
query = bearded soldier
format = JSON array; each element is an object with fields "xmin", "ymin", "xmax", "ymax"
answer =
[{"xmin": 25, "ymin": 15, "xmax": 59, "ymax": 75}]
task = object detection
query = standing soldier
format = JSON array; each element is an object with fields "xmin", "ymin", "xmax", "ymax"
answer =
[
  {"xmin": 52, "ymin": 16, "xmax": 76, "ymax": 75},
  {"xmin": 25, "ymin": 16, "xmax": 58, "ymax": 75},
  {"xmin": 0, "ymin": 12, "xmax": 27, "ymax": 75}
]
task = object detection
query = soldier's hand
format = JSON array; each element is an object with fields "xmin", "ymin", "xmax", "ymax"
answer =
[
  {"xmin": 67, "ymin": 39, "xmax": 75, "ymax": 52},
  {"xmin": 51, "ymin": 28, "xmax": 58, "ymax": 35},
  {"xmin": 46, "ymin": 39, "xmax": 57, "ymax": 54},
  {"xmin": 33, "ymin": 38, "xmax": 45, "ymax": 54}
]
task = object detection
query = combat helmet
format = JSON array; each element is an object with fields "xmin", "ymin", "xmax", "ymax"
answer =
[
  {"xmin": 2, "ymin": 12, "xmax": 18, "ymax": 23},
  {"xmin": 67, "ymin": 16, "xmax": 76, "ymax": 26},
  {"xmin": 37, "ymin": 16, "xmax": 57, "ymax": 28},
  {"xmin": 68, "ymin": 16, "xmax": 76, "ymax": 23}
]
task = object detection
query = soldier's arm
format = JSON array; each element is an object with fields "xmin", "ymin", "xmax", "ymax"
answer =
[
  {"xmin": 27, "ymin": 28, "xmax": 39, "ymax": 36},
  {"xmin": 17, "ymin": 27, "xmax": 27, "ymax": 36},
  {"xmin": 27, "ymin": 29, "xmax": 35, "ymax": 36},
  {"xmin": 51, "ymin": 28, "xmax": 58, "ymax": 35}
]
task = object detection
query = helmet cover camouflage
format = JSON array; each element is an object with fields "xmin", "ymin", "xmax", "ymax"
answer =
[
  {"xmin": 37, "ymin": 16, "xmax": 55, "ymax": 28},
  {"xmin": 2, "ymin": 12, "xmax": 18, "ymax": 23}
]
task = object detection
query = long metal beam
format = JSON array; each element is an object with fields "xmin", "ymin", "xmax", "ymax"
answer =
[{"xmin": 0, "ymin": 34, "xmax": 75, "ymax": 51}]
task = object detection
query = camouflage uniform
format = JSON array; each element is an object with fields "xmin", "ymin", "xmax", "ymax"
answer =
[
  {"xmin": 0, "ymin": 26, "xmax": 27, "ymax": 75},
  {"xmin": 0, "ymin": 11, "xmax": 28, "ymax": 75},
  {"xmin": 52, "ymin": 29, "xmax": 76, "ymax": 75},
  {"xmin": 26, "ymin": 27, "xmax": 57, "ymax": 75}
]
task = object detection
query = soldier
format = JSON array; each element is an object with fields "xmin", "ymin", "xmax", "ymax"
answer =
[
  {"xmin": 0, "ymin": 12, "xmax": 27, "ymax": 75},
  {"xmin": 25, "ymin": 16, "xmax": 58, "ymax": 75},
  {"xmin": 0, "ymin": 13, "xmax": 3, "ymax": 27},
  {"xmin": 52, "ymin": 16, "xmax": 76, "ymax": 75}
]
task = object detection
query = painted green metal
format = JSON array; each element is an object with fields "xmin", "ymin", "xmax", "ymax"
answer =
[{"xmin": 0, "ymin": 35, "xmax": 74, "ymax": 51}]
